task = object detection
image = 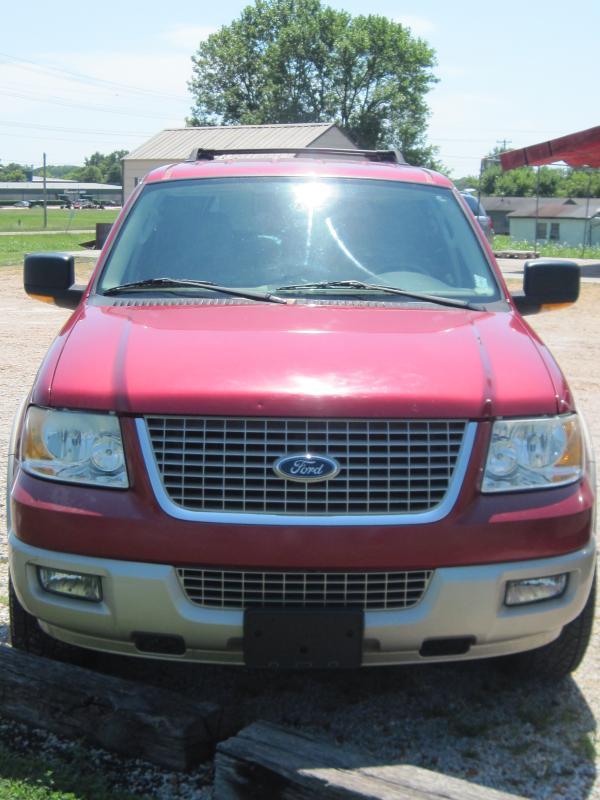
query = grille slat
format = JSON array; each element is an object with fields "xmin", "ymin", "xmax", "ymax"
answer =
[
  {"xmin": 147, "ymin": 416, "xmax": 466, "ymax": 515},
  {"xmin": 177, "ymin": 568, "xmax": 433, "ymax": 610}
]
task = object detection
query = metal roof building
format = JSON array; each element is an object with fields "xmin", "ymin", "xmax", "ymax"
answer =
[
  {"xmin": 507, "ymin": 201, "xmax": 600, "ymax": 219},
  {"xmin": 0, "ymin": 179, "xmax": 122, "ymax": 205},
  {"xmin": 122, "ymin": 123, "xmax": 356, "ymax": 198},
  {"xmin": 481, "ymin": 196, "xmax": 540, "ymax": 213}
]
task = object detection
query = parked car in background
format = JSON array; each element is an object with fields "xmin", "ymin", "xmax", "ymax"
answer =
[
  {"xmin": 13, "ymin": 200, "xmax": 30, "ymax": 208},
  {"xmin": 61, "ymin": 199, "xmax": 103, "ymax": 210},
  {"xmin": 7, "ymin": 148, "xmax": 595, "ymax": 680},
  {"xmin": 461, "ymin": 192, "xmax": 494, "ymax": 243}
]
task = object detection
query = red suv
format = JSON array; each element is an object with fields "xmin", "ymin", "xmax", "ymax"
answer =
[{"xmin": 7, "ymin": 148, "xmax": 596, "ymax": 677}]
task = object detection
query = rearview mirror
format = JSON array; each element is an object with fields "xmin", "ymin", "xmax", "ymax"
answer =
[
  {"xmin": 24, "ymin": 253, "xmax": 85, "ymax": 310},
  {"xmin": 512, "ymin": 259, "xmax": 580, "ymax": 315}
]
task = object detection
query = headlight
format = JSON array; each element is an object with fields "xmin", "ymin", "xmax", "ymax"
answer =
[
  {"xmin": 20, "ymin": 406, "xmax": 128, "ymax": 488},
  {"xmin": 482, "ymin": 414, "xmax": 582, "ymax": 493}
]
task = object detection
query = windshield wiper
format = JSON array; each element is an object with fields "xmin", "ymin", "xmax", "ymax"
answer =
[
  {"xmin": 103, "ymin": 277, "xmax": 287, "ymax": 304},
  {"xmin": 276, "ymin": 280, "xmax": 484, "ymax": 310}
]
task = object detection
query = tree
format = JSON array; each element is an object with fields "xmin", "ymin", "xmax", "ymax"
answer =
[
  {"xmin": 479, "ymin": 163, "xmax": 502, "ymax": 195},
  {"xmin": 452, "ymin": 175, "xmax": 480, "ymax": 192},
  {"xmin": 560, "ymin": 169, "xmax": 600, "ymax": 198},
  {"xmin": 78, "ymin": 165, "xmax": 104, "ymax": 183},
  {"xmin": 474, "ymin": 146, "xmax": 561, "ymax": 197},
  {"xmin": 65, "ymin": 151, "xmax": 127, "ymax": 184},
  {"xmin": 536, "ymin": 166, "xmax": 561, "ymax": 196},
  {"xmin": 104, "ymin": 160, "xmax": 124, "ymax": 185},
  {"xmin": 469, "ymin": 145, "xmax": 600, "ymax": 198},
  {"xmin": 81, "ymin": 150, "xmax": 127, "ymax": 184},
  {"xmin": 188, "ymin": 0, "xmax": 439, "ymax": 166},
  {"xmin": 0, "ymin": 161, "xmax": 28, "ymax": 181},
  {"xmin": 32, "ymin": 165, "xmax": 80, "ymax": 179},
  {"xmin": 494, "ymin": 167, "xmax": 537, "ymax": 197}
]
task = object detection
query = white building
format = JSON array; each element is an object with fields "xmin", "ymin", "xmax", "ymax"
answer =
[
  {"xmin": 508, "ymin": 200, "xmax": 600, "ymax": 247},
  {"xmin": 122, "ymin": 123, "xmax": 356, "ymax": 199}
]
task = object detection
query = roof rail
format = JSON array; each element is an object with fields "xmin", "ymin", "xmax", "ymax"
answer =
[{"xmin": 186, "ymin": 147, "xmax": 406, "ymax": 164}]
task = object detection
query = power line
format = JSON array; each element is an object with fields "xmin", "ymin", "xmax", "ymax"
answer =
[
  {"xmin": 0, "ymin": 86, "xmax": 185, "ymax": 122},
  {"xmin": 0, "ymin": 50, "xmax": 190, "ymax": 103},
  {"xmin": 436, "ymin": 153, "xmax": 486, "ymax": 161},
  {"xmin": 432, "ymin": 137, "xmax": 500, "ymax": 143},
  {"xmin": 431, "ymin": 126, "xmax": 568, "ymax": 136},
  {"xmin": 0, "ymin": 130, "xmax": 140, "ymax": 145},
  {"xmin": 0, "ymin": 119, "xmax": 154, "ymax": 137},
  {"xmin": 0, "ymin": 115, "xmax": 511, "ymax": 147}
]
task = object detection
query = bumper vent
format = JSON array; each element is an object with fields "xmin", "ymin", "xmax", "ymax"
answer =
[
  {"xmin": 145, "ymin": 417, "xmax": 467, "ymax": 516},
  {"xmin": 176, "ymin": 568, "xmax": 433, "ymax": 610}
]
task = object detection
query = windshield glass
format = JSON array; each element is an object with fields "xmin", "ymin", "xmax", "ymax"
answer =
[{"xmin": 98, "ymin": 177, "xmax": 501, "ymax": 303}]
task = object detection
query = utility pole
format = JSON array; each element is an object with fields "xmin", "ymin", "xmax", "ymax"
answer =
[
  {"xmin": 534, "ymin": 166, "xmax": 540, "ymax": 255},
  {"xmin": 581, "ymin": 169, "xmax": 592, "ymax": 258},
  {"xmin": 478, "ymin": 155, "xmax": 501, "ymax": 206},
  {"xmin": 43, "ymin": 152, "xmax": 48, "ymax": 229},
  {"xmin": 477, "ymin": 159, "xmax": 484, "ymax": 207},
  {"xmin": 496, "ymin": 139, "xmax": 512, "ymax": 152}
]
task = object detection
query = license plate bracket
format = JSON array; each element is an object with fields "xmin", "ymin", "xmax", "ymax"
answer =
[{"xmin": 243, "ymin": 608, "xmax": 363, "ymax": 669}]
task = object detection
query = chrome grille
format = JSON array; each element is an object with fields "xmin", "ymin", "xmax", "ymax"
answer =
[
  {"xmin": 145, "ymin": 417, "xmax": 467, "ymax": 515},
  {"xmin": 177, "ymin": 568, "xmax": 433, "ymax": 610}
]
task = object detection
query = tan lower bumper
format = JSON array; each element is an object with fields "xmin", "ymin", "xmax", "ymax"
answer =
[{"xmin": 9, "ymin": 531, "xmax": 596, "ymax": 666}]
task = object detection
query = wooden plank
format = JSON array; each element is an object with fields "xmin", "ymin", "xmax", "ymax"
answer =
[
  {"xmin": 0, "ymin": 644, "xmax": 223, "ymax": 771},
  {"xmin": 493, "ymin": 249, "xmax": 537, "ymax": 259},
  {"xmin": 215, "ymin": 721, "xmax": 526, "ymax": 800}
]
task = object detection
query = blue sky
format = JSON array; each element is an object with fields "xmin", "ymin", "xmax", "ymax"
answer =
[{"xmin": 1, "ymin": 0, "xmax": 598, "ymax": 176}]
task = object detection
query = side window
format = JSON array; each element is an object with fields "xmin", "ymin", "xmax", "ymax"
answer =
[{"xmin": 536, "ymin": 222, "xmax": 548, "ymax": 240}]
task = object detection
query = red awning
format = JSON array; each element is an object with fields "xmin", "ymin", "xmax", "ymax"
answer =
[{"xmin": 500, "ymin": 125, "xmax": 600, "ymax": 170}]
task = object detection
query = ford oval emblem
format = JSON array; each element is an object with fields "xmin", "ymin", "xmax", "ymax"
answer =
[{"xmin": 273, "ymin": 453, "xmax": 341, "ymax": 483}]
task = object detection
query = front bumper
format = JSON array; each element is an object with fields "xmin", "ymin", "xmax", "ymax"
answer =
[{"xmin": 9, "ymin": 532, "xmax": 596, "ymax": 666}]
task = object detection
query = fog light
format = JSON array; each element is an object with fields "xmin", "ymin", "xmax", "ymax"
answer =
[
  {"xmin": 505, "ymin": 574, "xmax": 567, "ymax": 606},
  {"xmin": 38, "ymin": 567, "xmax": 102, "ymax": 602}
]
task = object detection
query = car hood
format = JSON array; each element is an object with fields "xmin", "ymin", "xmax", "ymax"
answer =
[{"xmin": 46, "ymin": 301, "xmax": 562, "ymax": 418}]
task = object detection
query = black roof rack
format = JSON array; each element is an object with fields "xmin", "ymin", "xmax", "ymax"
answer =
[{"xmin": 186, "ymin": 147, "xmax": 406, "ymax": 164}]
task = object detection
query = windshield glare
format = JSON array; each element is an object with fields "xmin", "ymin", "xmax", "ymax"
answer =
[{"xmin": 98, "ymin": 177, "xmax": 501, "ymax": 303}]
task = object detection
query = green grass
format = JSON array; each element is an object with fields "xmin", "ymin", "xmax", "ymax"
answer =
[
  {"xmin": 0, "ymin": 742, "xmax": 143, "ymax": 800},
  {"xmin": 493, "ymin": 234, "xmax": 600, "ymax": 259},
  {"xmin": 574, "ymin": 732, "xmax": 597, "ymax": 760},
  {"xmin": 0, "ymin": 209, "xmax": 118, "ymax": 233},
  {"xmin": 0, "ymin": 234, "xmax": 92, "ymax": 267}
]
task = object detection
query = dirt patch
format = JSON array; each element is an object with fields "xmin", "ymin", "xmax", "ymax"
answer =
[{"xmin": 505, "ymin": 279, "xmax": 600, "ymax": 453}]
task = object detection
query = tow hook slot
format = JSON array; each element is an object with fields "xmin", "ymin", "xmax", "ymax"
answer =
[
  {"xmin": 132, "ymin": 632, "xmax": 186, "ymax": 656},
  {"xmin": 419, "ymin": 636, "xmax": 475, "ymax": 657}
]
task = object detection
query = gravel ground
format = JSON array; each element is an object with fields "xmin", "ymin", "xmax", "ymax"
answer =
[{"xmin": 0, "ymin": 262, "xmax": 598, "ymax": 800}]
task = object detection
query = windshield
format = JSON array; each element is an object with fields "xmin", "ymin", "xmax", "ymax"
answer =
[{"xmin": 98, "ymin": 177, "xmax": 501, "ymax": 303}]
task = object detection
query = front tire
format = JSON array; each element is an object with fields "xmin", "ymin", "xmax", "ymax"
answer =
[
  {"xmin": 501, "ymin": 575, "xmax": 596, "ymax": 681},
  {"xmin": 9, "ymin": 575, "xmax": 90, "ymax": 665}
]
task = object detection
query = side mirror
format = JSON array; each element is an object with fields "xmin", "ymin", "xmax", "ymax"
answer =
[
  {"xmin": 24, "ymin": 253, "xmax": 85, "ymax": 310},
  {"xmin": 512, "ymin": 259, "xmax": 580, "ymax": 316}
]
